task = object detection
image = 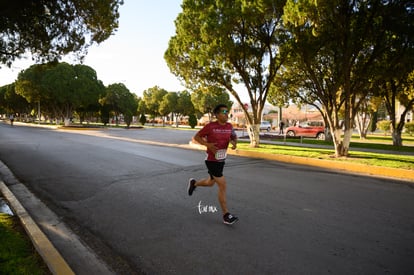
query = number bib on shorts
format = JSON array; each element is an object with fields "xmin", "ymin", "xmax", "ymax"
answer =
[{"xmin": 215, "ymin": 149, "xmax": 227, "ymax": 160}]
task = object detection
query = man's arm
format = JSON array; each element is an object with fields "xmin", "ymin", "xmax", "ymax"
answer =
[
  {"xmin": 229, "ymin": 128, "xmax": 237, "ymax": 150},
  {"xmin": 193, "ymin": 133, "xmax": 217, "ymax": 153}
]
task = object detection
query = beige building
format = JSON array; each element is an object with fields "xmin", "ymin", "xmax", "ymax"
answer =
[{"xmin": 229, "ymin": 102, "xmax": 323, "ymax": 128}]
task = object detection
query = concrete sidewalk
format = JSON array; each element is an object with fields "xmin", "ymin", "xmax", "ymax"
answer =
[
  {"xmin": 0, "ymin": 180, "xmax": 75, "ymax": 275},
  {"xmin": 0, "ymin": 161, "xmax": 114, "ymax": 275}
]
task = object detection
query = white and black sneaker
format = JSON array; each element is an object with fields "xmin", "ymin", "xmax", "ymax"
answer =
[
  {"xmin": 223, "ymin": 213, "xmax": 239, "ymax": 225},
  {"xmin": 188, "ymin": 178, "xmax": 197, "ymax": 196}
]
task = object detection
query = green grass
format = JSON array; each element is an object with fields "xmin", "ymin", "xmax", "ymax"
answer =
[
  {"xmin": 155, "ymin": 126, "xmax": 414, "ymax": 170},
  {"xmin": 0, "ymin": 214, "xmax": 50, "ymax": 275},
  {"xmin": 238, "ymin": 135, "xmax": 414, "ymax": 170},
  {"xmin": 271, "ymin": 134, "xmax": 414, "ymax": 150}
]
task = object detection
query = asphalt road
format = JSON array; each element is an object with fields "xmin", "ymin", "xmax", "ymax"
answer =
[{"xmin": 0, "ymin": 123, "xmax": 413, "ymax": 274}]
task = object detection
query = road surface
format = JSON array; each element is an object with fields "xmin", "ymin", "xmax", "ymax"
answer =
[{"xmin": 0, "ymin": 123, "xmax": 413, "ymax": 274}]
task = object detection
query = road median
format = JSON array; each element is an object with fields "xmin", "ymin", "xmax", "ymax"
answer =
[{"xmin": 229, "ymin": 149, "xmax": 414, "ymax": 182}]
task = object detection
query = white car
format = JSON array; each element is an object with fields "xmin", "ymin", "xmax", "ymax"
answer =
[{"xmin": 259, "ymin": 121, "xmax": 272, "ymax": 132}]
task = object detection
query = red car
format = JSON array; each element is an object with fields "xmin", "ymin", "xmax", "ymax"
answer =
[{"xmin": 285, "ymin": 121, "xmax": 326, "ymax": 140}]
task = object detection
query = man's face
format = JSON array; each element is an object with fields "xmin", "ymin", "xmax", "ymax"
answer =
[{"xmin": 216, "ymin": 108, "xmax": 229, "ymax": 123}]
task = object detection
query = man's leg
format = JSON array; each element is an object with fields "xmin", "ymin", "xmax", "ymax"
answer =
[
  {"xmin": 195, "ymin": 177, "xmax": 215, "ymax": 187},
  {"xmin": 213, "ymin": 176, "xmax": 228, "ymax": 215},
  {"xmin": 214, "ymin": 176, "xmax": 238, "ymax": 224},
  {"xmin": 188, "ymin": 176, "xmax": 214, "ymax": 195}
]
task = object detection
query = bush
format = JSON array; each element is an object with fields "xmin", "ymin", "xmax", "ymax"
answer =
[
  {"xmin": 377, "ymin": 120, "xmax": 391, "ymax": 135},
  {"xmin": 188, "ymin": 114, "xmax": 197, "ymax": 129},
  {"xmin": 100, "ymin": 109, "xmax": 110, "ymax": 126},
  {"xmin": 405, "ymin": 122, "xmax": 414, "ymax": 136},
  {"xmin": 139, "ymin": 114, "xmax": 146, "ymax": 125},
  {"xmin": 370, "ymin": 112, "xmax": 378, "ymax": 132}
]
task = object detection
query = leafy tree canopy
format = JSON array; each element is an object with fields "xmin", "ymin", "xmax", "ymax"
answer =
[
  {"xmin": 159, "ymin": 90, "xmax": 195, "ymax": 126},
  {"xmin": 15, "ymin": 62, "xmax": 105, "ymax": 120},
  {"xmin": 100, "ymin": 83, "xmax": 138, "ymax": 127},
  {"xmin": 278, "ymin": 0, "xmax": 414, "ymax": 156},
  {"xmin": 160, "ymin": 92, "xmax": 179, "ymax": 117},
  {"xmin": 165, "ymin": 0, "xmax": 289, "ymax": 147},
  {"xmin": 191, "ymin": 86, "xmax": 232, "ymax": 120},
  {"xmin": 0, "ymin": 83, "xmax": 31, "ymax": 115},
  {"xmin": 0, "ymin": 0, "xmax": 123, "ymax": 67},
  {"xmin": 177, "ymin": 90, "xmax": 194, "ymax": 117},
  {"xmin": 142, "ymin": 86, "xmax": 168, "ymax": 119}
]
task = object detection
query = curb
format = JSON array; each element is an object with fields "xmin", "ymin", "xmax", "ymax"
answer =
[
  {"xmin": 0, "ymin": 181, "xmax": 75, "ymax": 275},
  {"xmin": 229, "ymin": 149, "xmax": 414, "ymax": 182}
]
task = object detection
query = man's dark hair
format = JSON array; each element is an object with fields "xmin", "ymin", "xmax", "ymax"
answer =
[{"xmin": 213, "ymin": 104, "xmax": 228, "ymax": 115}]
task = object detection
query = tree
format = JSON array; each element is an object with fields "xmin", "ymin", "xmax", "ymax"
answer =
[
  {"xmin": 280, "ymin": 0, "xmax": 414, "ymax": 156},
  {"xmin": 377, "ymin": 120, "xmax": 392, "ymax": 135},
  {"xmin": 15, "ymin": 62, "xmax": 105, "ymax": 124},
  {"xmin": 73, "ymin": 64, "xmax": 106, "ymax": 123},
  {"xmin": 142, "ymin": 86, "xmax": 168, "ymax": 123},
  {"xmin": 355, "ymin": 96, "xmax": 383, "ymax": 139},
  {"xmin": 191, "ymin": 86, "xmax": 232, "ymax": 122},
  {"xmin": 160, "ymin": 92, "xmax": 179, "ymax": 126},
  {"xmin": 0, "ymin": 83, "xmax": 31, "ymax": 117},
  {"xmin": 0, "ymin": 0, "xmax": 123, "ymax": 67},
  {"xmin": 373, "ymin": 35, "xmax": 414, "ymax": 146},
  {"xmin": 174, "ymin": 90, "xmax": 196, "ymax": 127},
  {"xmin": 100, "ymin": 104, "xmax": 111, "ymax": 126},
  {"xmin": 14, "ymin": 64, "xmax": 48, "ymax": 121},
  {"xmin": 159, "ymin": 90, "xmax": 196, "ymax": 127},
  {"xmin": 0, "ymin": 86, "xmax": 6, "ymax": 114},
  {"xmin": 137, "ymin": 100, "xmax": 147, "ymax": 122},
  {"xmin": 165, "ymin": 0, "xmax": 289, "ymax": 147},
  {"xmin": 100, "ymin": 83, "xmax": 137, "ymax": 127},
  {"xmin": 367, "ymin": 0, "xmax": 414, "ymax": 146},
  {"xmin": 120, "ymin": 93, "xmax": 138, "ymax": 128},
  {"xmin": 377, "ymin": 73, "xmax": 414, "ymax": 146},
  {"xmin": 139, "ymin": 113, "xmax": 147, "ymax": 125},
  {"xmin": 405, "ymin": 122, "xmax": 414, "ymax": 136},
  {"xmin": 177, "ymin": 90, "xmax": 195, "ymax": 118},
  {"xmin": 188, "ymin": 114, "xmax": 197, "ymax": 128}
]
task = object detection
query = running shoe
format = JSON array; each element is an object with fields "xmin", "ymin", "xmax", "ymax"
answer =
[
  {"xmin": 188, "ymin": 178, "xmax": 197, "ymax": 196},
  {"xmin": 223, "ymin": 213, "xmax": 239, "ymax": 225}
]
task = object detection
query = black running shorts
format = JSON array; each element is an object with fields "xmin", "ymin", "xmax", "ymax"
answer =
[{"xmin": 205, "ymin": 160, "xmax": 225, "ymax": 178}]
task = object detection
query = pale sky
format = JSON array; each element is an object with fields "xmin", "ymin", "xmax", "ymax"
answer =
[{"xmin": 0, "ymin": 0, "xmax": 186, "ymax": 97}]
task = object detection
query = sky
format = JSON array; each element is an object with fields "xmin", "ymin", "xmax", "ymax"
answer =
[{"xmin": 0, "ymin": 1, "xmax": 186, "ymax": 98}]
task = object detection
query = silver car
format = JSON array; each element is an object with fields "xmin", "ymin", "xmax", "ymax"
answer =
[{"xmin": 260, "ymin": 121, "xmax": 272, "ymax": 132}]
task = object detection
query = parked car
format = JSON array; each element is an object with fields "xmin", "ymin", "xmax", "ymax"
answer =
[
  {"xmin": 260, "ymin": 121, "xmax": 272, "ymax": 132},
  {"xmin": 285, "ymin": 121, "xmax": 325, "ymax": 139}
]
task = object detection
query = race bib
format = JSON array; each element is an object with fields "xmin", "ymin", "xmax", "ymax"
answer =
[{"xmin": 215, "ymin": 149, "xmax": 227, "ymax": 160}]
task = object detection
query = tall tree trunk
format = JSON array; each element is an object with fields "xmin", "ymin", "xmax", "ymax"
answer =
[
  {"xmin": 392, "ymin": 130, "xmax": 403, "ymax": 147},
  {"xmin": 175, "ymin": 114, "xmax": 179, "ymax": 127},
  {"xmin": 247, "ymin": 125, "xmax": 260, "ymax": 147},
  {"xmin": 391, "ymin": 118, "xmax": 405, "ymax": 147},
  {"xmin": 332, "ymin": 128, "xmax": 352, "ymax": 157},
  {"xmin": 356, "ymin": 112, "xmax": 371, "ymax": 139}
]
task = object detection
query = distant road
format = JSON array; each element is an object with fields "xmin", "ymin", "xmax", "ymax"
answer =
[{"xmin": 1, "ymin": 123, "xmax": 413, "ymax": 274}]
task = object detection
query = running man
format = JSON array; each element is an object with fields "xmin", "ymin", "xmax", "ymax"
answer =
[{"xmin": 188, "ymin": 104, "xmax": 239, "ymax": 225}]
